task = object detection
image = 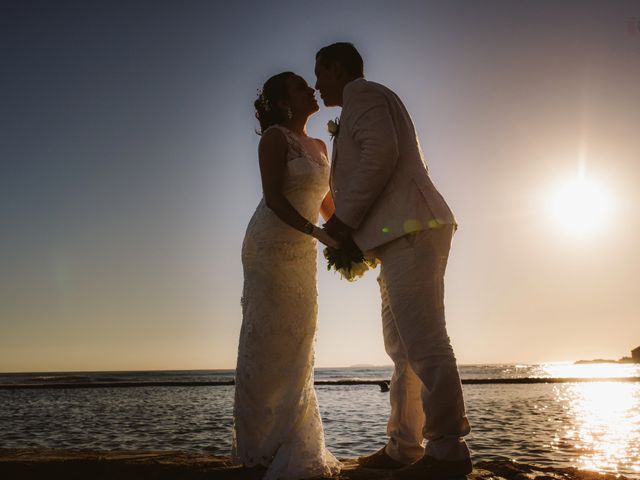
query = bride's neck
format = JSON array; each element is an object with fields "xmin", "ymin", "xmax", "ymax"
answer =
[{"xmin": 282, "ymin": 117, "xmax": 307, "ymax": 136}]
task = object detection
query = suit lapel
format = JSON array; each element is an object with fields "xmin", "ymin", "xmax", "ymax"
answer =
[
  {"xmin": 329, "ymin": 112, "xmax": 343, "ymax": 195},
  {"xmin": 330, "ymin": 137, "xmax": 338, "ymax": 193}
]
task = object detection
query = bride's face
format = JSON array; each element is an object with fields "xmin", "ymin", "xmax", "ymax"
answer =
[{"xmin": 283, "ymin": 75, "xmax": 319, "ymax": 118}]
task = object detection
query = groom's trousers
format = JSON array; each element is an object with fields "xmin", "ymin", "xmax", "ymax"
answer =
[{"xmin": 374, "ymin": 224, "xmax": 471, "ymax": 463}]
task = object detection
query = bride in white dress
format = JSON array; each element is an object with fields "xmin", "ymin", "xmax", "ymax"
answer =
[{"xmin": 232, "ymin": 72, "xmax": 342, "ymax": 480}]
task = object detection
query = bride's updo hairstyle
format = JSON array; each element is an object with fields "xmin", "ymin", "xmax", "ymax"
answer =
[{"xmin": 254, "ymin": 71, "xmax": 295, "ymax": 134}]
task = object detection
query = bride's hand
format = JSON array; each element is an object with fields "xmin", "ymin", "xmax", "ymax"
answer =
[{"xmin": 312, "ymin": 227, "xmax": 341, "ymax": 249}]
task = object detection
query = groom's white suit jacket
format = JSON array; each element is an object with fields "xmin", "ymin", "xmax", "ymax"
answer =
[{"xmin": 330, "ymin": 78, "xmax": 456, "ymax": 252}]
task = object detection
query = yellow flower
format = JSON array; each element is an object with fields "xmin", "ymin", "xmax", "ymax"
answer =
[
  {"xmin": 324, "ymin": 245, "xmax": 377, "ymax": 282},
  {"xmin": 338, "ymin": 261, "xmax": 370, "ymax": 282},
  {"xmin": 350, "ymin": 262, "xmax": 368, "ymax": 278}
]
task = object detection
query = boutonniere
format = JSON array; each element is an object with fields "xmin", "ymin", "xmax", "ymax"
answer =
[{"xmin": 327, "ymin": 118, "xmax": 340, "ymax": 140}]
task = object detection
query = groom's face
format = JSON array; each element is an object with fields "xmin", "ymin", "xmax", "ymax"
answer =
[{"xmin": 314, "ymin": 58, "xmax": 342, "ymax": 107}]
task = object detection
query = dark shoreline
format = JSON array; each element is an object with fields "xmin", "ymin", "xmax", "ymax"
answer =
[
  {"xmin": 2, "ymin": 376, "xmax": 640, "ymax": 390},
  {"xmin": 0, "ymin": 448, "xmax": 635, "ymax": 480}
]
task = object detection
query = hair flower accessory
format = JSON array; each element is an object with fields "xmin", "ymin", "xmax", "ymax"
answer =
[
  {"xmin": 257, "ymin": 89, "xmax": 271, "ymax": 111},
  {"xmin": 327, "ymin": 118, "xmax": 340, "ymax": 139}
]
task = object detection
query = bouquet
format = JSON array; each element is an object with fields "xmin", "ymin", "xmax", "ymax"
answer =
[{"xmin": 323, "ymin": 240, "xmax": 378, "ymax": 282}]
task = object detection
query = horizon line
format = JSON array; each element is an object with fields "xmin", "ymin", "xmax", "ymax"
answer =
[{"xmin": 3, "ymin": 360, "xmax": 633, "ymax": 375}]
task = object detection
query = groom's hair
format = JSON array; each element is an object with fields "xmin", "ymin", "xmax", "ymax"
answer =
[{"xmin": 316, "ymin": 42, "xmax": 364, "ymax": 79}]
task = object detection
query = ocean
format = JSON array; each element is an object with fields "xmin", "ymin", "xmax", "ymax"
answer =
[{"xmin": 1, "ymin": 363, "xmax": 639, "ymax": 477}]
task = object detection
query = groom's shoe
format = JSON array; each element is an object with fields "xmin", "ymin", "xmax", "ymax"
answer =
[
  {"xmin": 391, "ymin": 455, "xmax": 472, "ymax": 480},
  {"xmin": 357, "ymin": 446, "xmax": 407, "ymax": 469}
]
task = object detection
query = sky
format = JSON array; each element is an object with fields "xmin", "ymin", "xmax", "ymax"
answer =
[{"xmin": 2, "ymin": 0, "xmax": 640, "ymax": 373}]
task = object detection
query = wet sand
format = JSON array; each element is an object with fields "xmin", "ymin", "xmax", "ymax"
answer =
[{"xmin": 0, "ymin": 448, "xmax": 633, "ymax": 480}]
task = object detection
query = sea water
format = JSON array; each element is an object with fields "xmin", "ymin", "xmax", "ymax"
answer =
[{"xmin": 1, "ymin": 364, "xmax": 639, "ymax": 477}]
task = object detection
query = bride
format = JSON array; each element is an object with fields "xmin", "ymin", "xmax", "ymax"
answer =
[{"xmin": 231, "ymin": 71, "xmax": 342, "ymax": 480}]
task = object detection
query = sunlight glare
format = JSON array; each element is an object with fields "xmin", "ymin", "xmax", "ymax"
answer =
[
  {"xmin": 541, "ymin": 362, "xmax": 638, "ymax": 379},
  {"xmin": 553, "ymin": 382, "xmax": 640, "ymax": 474},
  {"xmin": 546, "ymin": 167, "xmax": 614, "ymax": 238}
]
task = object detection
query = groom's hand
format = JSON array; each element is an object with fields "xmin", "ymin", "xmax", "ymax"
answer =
[{"xmin": 323, "ymin": 215, "xmax": 354, "ymax": 243}]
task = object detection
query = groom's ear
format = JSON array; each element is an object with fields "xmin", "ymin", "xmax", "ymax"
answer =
[
  {"xmin": 330, "ymin": 61, "xmax": 343, "ymax": 77},
  {"xmin": 333, "ymin": 61, "xmax": 349, "ymax": 82}
]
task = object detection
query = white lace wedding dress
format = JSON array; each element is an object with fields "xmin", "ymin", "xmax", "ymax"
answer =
[{"xmin": 232, "ymin": 125, "xmax": 342, "ymax": 480}]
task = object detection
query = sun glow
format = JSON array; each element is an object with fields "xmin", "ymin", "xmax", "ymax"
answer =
[{"xmin": 546, "ymin": 166, "xmax": 614, "ymax": 238}]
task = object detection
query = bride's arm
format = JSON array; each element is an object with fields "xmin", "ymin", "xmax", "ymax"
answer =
[
  {"xmin": 320, "ymin": 191, "xmax": 335, "ymax": 222},
  {"xmin": 259, "ymin": 128, "xmax": 311, "ymax": 233},
  {"xmin": 259, "ymin": 129, "xmax": 338, "ymax": 248}
]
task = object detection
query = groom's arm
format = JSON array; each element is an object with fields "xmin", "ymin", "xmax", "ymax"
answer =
[{"xmin": 334, "ymin": 85, "xmax": 399, "ymax": 230}]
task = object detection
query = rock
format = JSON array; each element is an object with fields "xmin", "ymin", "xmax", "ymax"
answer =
[{"xmin": 0, "ymin": 449, "xmax": 634, "ymax": 480}]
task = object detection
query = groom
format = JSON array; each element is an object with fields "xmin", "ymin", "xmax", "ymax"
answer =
[{"xmin": 315, "ymin": 43, "xmax": 472, "ymax": 479}]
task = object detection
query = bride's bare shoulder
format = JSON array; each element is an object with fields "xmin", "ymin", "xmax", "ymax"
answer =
[
  {"xmin": 259, "ymin": 126, "xmax": 288, "ymax": 149},
  {"xmin": 261, "ymin": 126, "xmax": 288, "ymax": 142},
  {"xmin": 312, "ymin": 138, "xmax": 328, "ymax": 156},
  {"xmin": 258, "ymin": 127, "xmax": 290, "ymax": 161}
]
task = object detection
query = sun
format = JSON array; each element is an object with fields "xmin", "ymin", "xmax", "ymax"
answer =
[{"xmin": 546, "ymin": 167, "xmax": 615, "ymax": 237}]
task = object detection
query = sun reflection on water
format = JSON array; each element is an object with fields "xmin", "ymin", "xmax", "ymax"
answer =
[
  {"xmin": 540, "ymin": 362, "xmax": 640, "ymax": 379},
  {"xmin": 552, "ymin": 382, "xmax": 640, "ymax": 474}
]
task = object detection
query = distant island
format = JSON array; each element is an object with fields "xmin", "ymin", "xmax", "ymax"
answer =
[
  {"xmin": 575, "ymin": 357, "xmax": 636, "ymax": 364},
  {"xmin": 575, "ymin": 345, "xmax": 640, "ymax": 364}
]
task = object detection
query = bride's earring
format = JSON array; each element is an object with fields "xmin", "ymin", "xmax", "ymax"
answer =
[{"xmin": 287, "ymin": 107, "xmax": 293, "ymax": 120}]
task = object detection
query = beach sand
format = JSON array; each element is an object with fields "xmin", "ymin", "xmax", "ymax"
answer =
[{"xmin": 0, "ymin": 448, "xmax": 633, "ymax": 480}]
